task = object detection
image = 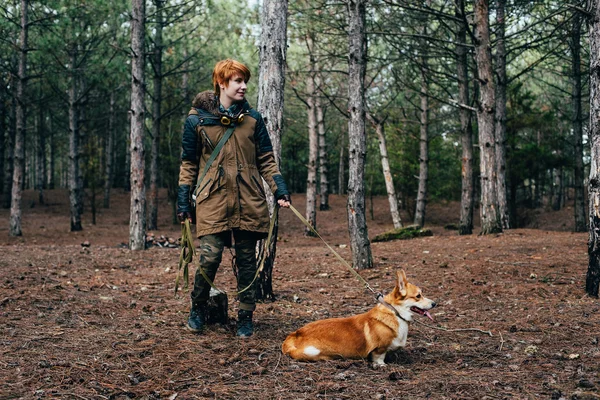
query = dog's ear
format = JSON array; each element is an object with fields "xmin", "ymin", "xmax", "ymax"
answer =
[{"xmin": 396, "ymin": 269, "xmax": 408, "ymax": 296}]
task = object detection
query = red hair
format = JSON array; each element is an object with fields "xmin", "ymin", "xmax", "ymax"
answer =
[{"xmin": 212, "ymin": 59, "xmax": 251, "ymax": 96}]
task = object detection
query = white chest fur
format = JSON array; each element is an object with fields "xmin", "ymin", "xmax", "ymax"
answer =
[{"xmin": 388, "ymin": 318, "xmax": 409, "ymax": 351}]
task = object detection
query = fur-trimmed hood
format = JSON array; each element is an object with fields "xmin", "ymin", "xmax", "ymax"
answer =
[{"xmin": 191, "ymin": 90, "xmax": 250, "ymax": 117}]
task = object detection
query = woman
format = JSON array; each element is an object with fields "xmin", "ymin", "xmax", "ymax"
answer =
[{"xmin": 177, "ymin": 59, "xmax": 291, "ymax": 337}]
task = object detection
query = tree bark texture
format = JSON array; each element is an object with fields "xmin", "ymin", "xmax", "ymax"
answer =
[
  {"xmin": 9, "ymin": 0, "xmax": 28, "ymax": 236},
  {"xmin": 129, "ymin": 0, "xmax": 146, "ymax": 250},
  {"xmin": 347, "ymin": 0, "xmax": 372, "ymax": 270},
  {"xmin": 103, "ymin": 91, "xmax": 116, "ymax": 208},
  {"xmin": 572, "ymin": 9, "xmax": 586, "ymax": 232},
  {"xmin": 338, "ymin": 131, "xmax": 346, "ymax": 195},
  {"xmin": 148, "ymin": 0, "xmax": 164, "ymax": 231},
  {"xmin": 367, "ymin": 112, "xmax": 402, "ymax": 229},
  {"xmin": 414, "ymin": 0, "xmax": 431, "ymax": 229},
  {"xmin": 414, "ymin": 61, "xmax": 429, "ymax": 228},
  {"xmin": 36, "ymin": 100, "xmax": 45, "ymax": 205},
  {"xmin": 2, "ymin": 75, "xmax": 15, "ymax": 208},
  {"xmin": 456, "ymin": 0, "xmax": 474, "ymax": 235},
  {"xmin": 474, "ymin": 0, "xmax": 502, "ymax": 235},
  {"xmin": 587, "ymin": 0, "xmax": 600, "ymax": 297},
  {"xmin": 256, "ymin": 0, "xmax": 288, "ymax": 300},
  {"xmin": 68, "ymin": 50, "xmax": 82, "ymax": 232},
  {"xmin": 316, "ymin": 79, "xmax": 330, "ymax": 211},
  {"xmin": 305, "ymin": 68, "xmax": 318, "ymax": 236},
  {"xmin": 494, "ymin": 0, "xmax": 510, "ymax": 229}
]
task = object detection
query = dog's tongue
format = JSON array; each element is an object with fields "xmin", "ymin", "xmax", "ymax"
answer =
[{"xmin": 424, "ymin": 311, "xmax": 434, "ymax": 322}]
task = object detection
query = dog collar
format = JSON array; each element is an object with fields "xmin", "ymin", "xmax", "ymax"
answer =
[{"xmin": 376, "ymin": 293, "xmax": 409, "ymax": 322}]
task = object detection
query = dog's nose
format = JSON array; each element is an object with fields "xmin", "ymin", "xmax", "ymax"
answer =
[{"xmin": 431, "ymin": 301, "xmax": 437, "ymax": 308}]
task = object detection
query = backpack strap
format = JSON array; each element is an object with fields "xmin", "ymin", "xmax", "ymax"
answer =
[{"xmin": 192, "ymin": 125, "xmax": 236, "ymax": 201}]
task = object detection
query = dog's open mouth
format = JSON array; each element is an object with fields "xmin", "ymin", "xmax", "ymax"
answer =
[{"xmin": 410, "ymin": 306, "xmax": 434, "ymax": 321}]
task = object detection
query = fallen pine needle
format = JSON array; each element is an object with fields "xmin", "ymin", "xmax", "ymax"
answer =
[{"xmin": 414, "ymin": 320, "xmax": 493, "ymax": 336}]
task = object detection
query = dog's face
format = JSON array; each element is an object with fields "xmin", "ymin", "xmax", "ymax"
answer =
[{"xmin": 388, "ymin": 269, "xmax": 436, "ymax": 322}]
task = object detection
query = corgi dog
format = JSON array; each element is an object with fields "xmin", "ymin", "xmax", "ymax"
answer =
[{"xmin": 282, "ymin": 269, "xmax": 436, "ymax": 366}]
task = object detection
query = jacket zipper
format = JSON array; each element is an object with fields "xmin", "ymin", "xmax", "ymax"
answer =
[{"xmin": 201, "ymin": 129, "xmax": 215, "ymax": 151}]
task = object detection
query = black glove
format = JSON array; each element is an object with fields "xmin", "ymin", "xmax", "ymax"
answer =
[
  {"xmin": 277, "ymin": 193, "xmax": 292, "ymax": 206},
  {"xmin": 177, "ymin": 184, "xmax": 194, "ymax": 223}
]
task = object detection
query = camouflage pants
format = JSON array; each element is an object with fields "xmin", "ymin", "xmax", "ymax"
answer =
[{"xmin": 190, "ymin": 230, "xmax": 258, "ymax": 311}]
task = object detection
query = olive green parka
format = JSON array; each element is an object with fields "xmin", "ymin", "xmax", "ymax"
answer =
[{"xmin": 178, "ymin": 91, "xmax": 289, "ymax": 237}]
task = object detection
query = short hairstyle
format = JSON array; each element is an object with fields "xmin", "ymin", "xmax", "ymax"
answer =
[{"xmin": 212, "ymin": 59, "xmax": 251, "ymax": 96}]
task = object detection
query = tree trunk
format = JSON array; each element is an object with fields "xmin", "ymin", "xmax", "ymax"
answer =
[
  {"xmin": 103, "ymin": 91, "xmax": 116, "ymax": 208},
  {"xmin": 338, "ymin": 131, "xmax": 346, "ymax": 195},
  {"xmin": 129, "ymin": 0, "xmax": 146, "ymax": 250},
  {"xmin": 9, "ymin": 0, "xmax": 28, "ymax": 236},
  {"xmin": 316, "ymin": 77, "xmax": 330, "ymax": 211},
  {"xmin": 2, "ymin": 72, "xmax": 15, "ymax": 208},
  {"xmin": 0, "ymin": 85, "xmax": 5, "ymax": 196},
  {"xmin": 474, "ymin": 0, "xmax": 502, "ymax": 235},
  {"xmin": 552, "ymin": 165, "xmax": 563, "ymax": 211},
  {"xmin": 48, "ymin": 115, "xmax": 54, "ymax": 189},
  {"xmin": 148, "ymin": 0, "xmax": 163, "ymax": 231},
  {"xmin": 572, "ymin": 9, "xmax": 586, "ymax": 232},
  {"xmin": 414, "ymin": 0, "xmax": 430, "ymax": 229},
  {"xmin": 256, "ymin": 0, "xmax": 288, "ymax": 300},
  {"xmin": 366, "ymin": 112, "xmax": 402, "ymax": 229},
  {"xmin": 347, "ymin": 0, "xmax": 372, "ymax": 270},
  {"xmin": 68, "ymin": 50, "xmax": 82, "ymax": 232},
  {"xmin": 456, "ymin": 0, "xmax": 474, "ymax": 235},
  {"xmin": 36, "ymin": 98, "xmax": 45, "ymax": 205},
  {"xmin": 305, "ymin": 37, "xmax": 318, "ymax": 236},
  {"xmin": 414, "ymin": 64, "xmax": 429, "ymax": 227},
  {"xmin": 494, "ymin": 0, "xmax": 510, "ymax": 229},
  {"xmin": 587, "ymin": 0, "xmax": 600, "ymax": 297},
  {"xmin": 305, "ymin": 83, "xmax": 318, "ymax": 235}
]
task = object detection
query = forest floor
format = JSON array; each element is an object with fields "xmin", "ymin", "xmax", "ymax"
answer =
[{"xmin": 0, "ymin": 189, "xmax": 599, "ymax": 400}]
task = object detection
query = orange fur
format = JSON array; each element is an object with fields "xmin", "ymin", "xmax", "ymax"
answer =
[{"xmin": 282, "ymin": 269, "xmax": 436, "ymax": 365}]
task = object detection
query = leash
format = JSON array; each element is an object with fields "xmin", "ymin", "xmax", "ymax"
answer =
[
  {"xmin": 287, "ymin": 204, "xmax": 407, "ymax": 321},
  {"xmin": 175, "ymin": 207, "xmax": 278, "ymax": 295}
]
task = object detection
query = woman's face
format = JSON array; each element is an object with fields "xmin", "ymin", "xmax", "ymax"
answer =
[{"xmin": 220, "ymin": 74, "xmax": 247, "ymax": 104}]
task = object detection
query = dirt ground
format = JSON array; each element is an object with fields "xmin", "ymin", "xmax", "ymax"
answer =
[{"xmin": 1, "ymin": 189, "xmax": 599, "ymax": 400}]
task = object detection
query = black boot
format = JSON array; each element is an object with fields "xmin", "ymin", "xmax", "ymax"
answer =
[
  {"xmin": 187, "ymin": 302, "xmax": 206, "ymax": 333},
  {"xmin": 236, "ymin": 310, "xmax": 254, "ymax": 337}
]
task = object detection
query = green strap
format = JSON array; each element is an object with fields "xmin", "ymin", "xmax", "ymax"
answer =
[
  {"xmin": 175, "ymin": 208, "xmax": 279, "ymax": 296},
  {"xmin": 193, "ymin": 125, "xmax": 236, "ymax": 200}
]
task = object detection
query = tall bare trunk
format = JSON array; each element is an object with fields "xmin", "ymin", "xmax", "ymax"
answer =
[
  {"xmin": 366, "ymin": 112, "xmax": 402, "ymax": 229},
  {"xmin": 587, "ymin": 0, "xmax": 600, "ymax": 297},
  {"xmin": 494, "ymin": 0, "xmax": 510, "ymax": 229},
  {"xmin": 338, "ymin": 131, "xmax": 346, "ymax": 195},
  {"xmin": 129, "ymin": 0, "xmax": 146, "ymax": 250},
  {"xmin": 103, "ymin": 91, "xmax": 116, "ymax": 208},
  {"xmin": 68, "ymin": 50, "xmax": 82, "ymax": 232},
  {"xmin": 573, "ymin": 9, "xmax": 586, "ymax": 232},
  {"xmin": 414, "ymin": 66, "xmax": 429, "ymax": 227},
  {"xmin": 36, "ymin": 99, "xmax": 45, "ymax": 205},
  {"xmin": 316, "ymin": 81, "xmax": 330, "ymax": 211},
  {"xmin": 3, "ymin": 70, "xmax": 15, "ymax": 208},
  {"xmin": 456, "ymin": 0, "xmax": 474, "ymax": 235},
  {"xmin": 347, "ymin": 0, "xmax": 372, "ymax": 270},
  {"xmin": 305, "ymin": 68, "xmax": 318, "ymax": 236},
  {"xmin": 148, "ymin": 0, "xmax": 163, "ymax": 231},
  {"xmin": 48, "ymin": 115, "xmax": 54, "ymax": 189},
  {"xmin": 474, "ymin": 0, "xmax": 501, "ymax": 235},
  {"xmin": 9, "ymin": 0, "xmax": 28, "ymax": 236},
  {"xmin": 414, "ymin": 0, "xmax": 430, "ymax": 228},
  {"xmin": 256, "ymin": 0, "xmax": 288, "ymax": 300}
]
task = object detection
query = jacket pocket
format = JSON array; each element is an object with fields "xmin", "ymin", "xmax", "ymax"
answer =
[
  {"xmin": 195, "ymin": 166, "xmax": 225, "ymax": 205},
  {"xmin": 251, "ymin": 175, "xmax": 267, "ymax": 200}
]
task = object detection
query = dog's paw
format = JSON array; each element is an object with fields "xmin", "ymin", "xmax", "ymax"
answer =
[{"xmin": 371, "ymin": 362, "xmax": 388, "ymax": 369}]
